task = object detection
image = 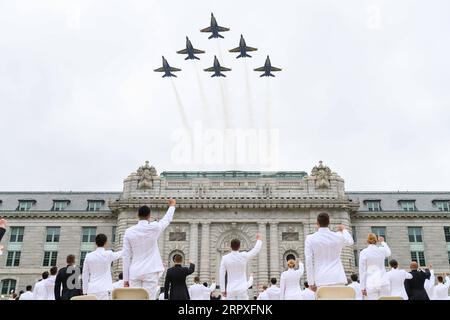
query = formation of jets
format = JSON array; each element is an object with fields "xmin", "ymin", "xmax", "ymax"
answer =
[{"xmin": 154, "ymin": 13, "xmax": 281, "ymax": 78}]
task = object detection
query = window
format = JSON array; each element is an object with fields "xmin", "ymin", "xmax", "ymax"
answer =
[
  {"xmin": 371, "ymin": 226, "xmax": 386, "ymax": 241},
  {"xmin": 408, "ymin": 227, "xmax": 423, "ymax": 243},
  {"xmin": 9, "ymin": 227, "xmax": 24, "ymax": 243},
  {"xmin": 6, "ymin": 251, "xmax": 21, "ymax": 267},
  {"xmin": 351, "ymin": 226, "xmax": 356, "ymax": 242},
  {"xmin": 43, "ymin": 251, "xmax": 58, "ymax": 267},
  {"xmin": 411, "ymin": 251, "xmax": 426, "ymax": 266},
  {"xmin": 282, "ymin": 232, "xmax": 299, "ymax": 241},
  {"xmin": 366, "ymin": 201, "xmax": 381, "ymax": 211},
  {"xmin": 87, "ymin": 201, "xmax": 103, "ymax": 211},
  {"xmin": 445, "ymin": 227, "xmax": 450, "ymax": 243},
  {"xmin": 53, "ymin": 200, "xmax": 69, "ymax": 211},
  {"xmin": 18, "ymin": 200, "xmax": 34, "ymax": 211},
  {"xmin": 448, "ymin": 251, "xmax": 450, "ymax": 266},
  {"xmin": 354, "ymin": 250, "xmax": 359, "ymax": 267},
  {"xmin": 400, "ymin": 201, "xmax": 416, "ymax": 211},
  {"xmin": 46, "ymin": 227, "xmax": 60, "ymax": 242},
  {"xmin": 112, "ymin": 226, "xmax": 117, "ymax": 244},
  {"xmin": 169, "ymin": 232, "xmax": 186, "ymax": 241},
  {"xmin": 80, "ymin": 251, "xmax": 90, "ymax": 266},
  {"xmin": 1, "ymin": 279, "xmax": 17, "ymax": 295},
  {"xmin": 82, "ymin": 227, "xmax": 97, "ymax": 243},
  {"xmin": 435, "ymin": 201, "xmax": 450, "ymax": 212}
]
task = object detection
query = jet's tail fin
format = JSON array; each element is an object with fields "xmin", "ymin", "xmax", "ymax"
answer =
[
  {"xmin": 217, "ymin": 34, "xmax": 224, "ymax": 39},
  {"xmin": 237, "ymin": 53, "xmax": 251, "ymax": 58},
  {"xmin": 208, "ymin": 34, "xmax": 214, "ymax": 39},
  {"xmin": 163, "ymin": 73, "xmax": 177, "ymax": 78},
  {"xmin": 212, "ymin": 73, "xmax": 226, "ymax": 77},
  {"xmin": 193, "ymin": 55, "xmax": 200, "ymax": 60}
]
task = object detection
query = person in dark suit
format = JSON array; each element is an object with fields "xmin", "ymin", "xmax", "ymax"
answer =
[
  {"xmin": 405, "ymin": 261, "xmax": 431, "ymax": 300},
  {"xmin": 164, "ymin": 254, "xmax": 195, "ymax": 300},
  {"xmin": 54, "ymin": 254, "xmax": 83, "ymax": 300}
]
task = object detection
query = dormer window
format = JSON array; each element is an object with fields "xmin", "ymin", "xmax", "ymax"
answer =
[
  {"xmin": 52, "ymin": 200, "xmax": 70, "ymax": 211},
  {"xmin": 433, "ymin": 200, "xmax": 450, "ymax": 212},
  {"xmin": 364, "ymin": 200, "xmax": 381, "ymax": 212},
  {"xmin": 87, "ymin": 200, "xmax": 104, "ymax": 211},
  {"xmin": 399, "ymin": 200, "xmax": 416, "ymax": 212},
  {"xmin": 17, "ymin": 200, "xmax": 35, "ymax": 211}
]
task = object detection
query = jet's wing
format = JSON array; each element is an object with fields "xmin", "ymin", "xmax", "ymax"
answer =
[
  {"xmin": 193, "ymin": 49, "xmax": 205, "ymax": 54},
  {"xmin": 229, "ymin": 47, "xmax": 240, "ymax": 53},
  {"xmin": 204, "ymin": 67, "xmax": 215, "ymax": 72},
  {"xmin": 245, "ymin": 46, "xmax": 258, "ymax": 52},
  {"xmin": 154, "ymin": 67, "xmax": 165, "ymax": 72},
  {"xmin": 220, "ymin": 66, "xmax": 231, "ymax": 71},
  {"xmin": 200, "ymin": 26, "xmax": 212, "ymax": 32},
  {"xmin": 217, "ymin": 26, "xmax": 230, "ymax": 32},
  {"xmin": 169, "ymin": 67, "xmax": 181, "ymax": 72},
  {"xmin": 176, "ymin": 49, "xmax": 188, "ymax": 54},
  {"xmin": 254, "ymin": 66, "xmax": 265, "ymax": 72},
  {"xmin": 270, "ymin": 66, "xmax": 282, "ymax": 71}
]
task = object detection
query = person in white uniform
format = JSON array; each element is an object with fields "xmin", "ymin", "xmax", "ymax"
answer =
[
  {"xmin": 45, "ymin": 267, "xmax": 58, "ymax": 300},
  {"xmin": 424, "ymin": 266, "xmax": 435, "ymax": 299},
  {"xmin": 257, "ymin": 285, "xmax": 269, "ymax": 300},
  {"xmin": 82, "ymin": 234, "xmax": 122, "ymax": 300},
  {"xmin": 202, "ymin": 281, "xmax": 216, "ymax": 300},
  {"xmin": 33, "ymin": 272, "xmax": 49, "ymax": 300},
  {"xmin": 19, "ymin": 285, "xmax": 34, "ymax": 300},
  {"xmin": 301, "ymin": 281, "xmax": 316, "ymax": 300},
  {"xmin": 123, "ymin": 199, "xmax": 176, "ymax": 300},
  {"xmin": 280, "ymin": 259, "xmax": 304, "ymax": 300},
  {"xmin": 384, "ymin": 259, "xmax": 412, "ymax": 300},
  {"xmin": 158, "ymin": 287, "xmax": 165, "ymax": 300},
  {"xmin": 431, "ymin": 274, "xmax": 450, "ymax": 300},
  {"xmin": 265, "ymin": 278, "xmax": 281, "ymax": 300},
  {"xmin": 359, "ymin": 234, "xmax": 391, "ymax": 300},
  {"xmin": 189, "ymin": 277, "xmax": 216, "ymax": 300},
  {"xmin": 305, "ymin": 212, "xmax": 354, "ymax": 291},
  {"xmin": 219, "ymin": 234, "xmax": 262, "ymax": 300},
  {"xmin": 347, "ymin": 274, "xmax": 363, "ymax": 300},
  {"xmin": 112, "ymin": 272, "xmax": 124, "ymax": 290}
]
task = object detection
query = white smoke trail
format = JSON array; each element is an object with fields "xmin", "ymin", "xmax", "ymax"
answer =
[
  {"xmin": 219, "ymin": 78, "xmax": 229, "ymax": 128},
  {"xmin": 265, "ymin": 77, "xmax": 272, "ymax": 152},
  {"xmin": 170, "ymin": 78, "xmax": 191, "ymax": 132},
  {"xmin": 193, "ymin": 63, "xmax": 209, "ymax": 124},
  {"xmin": 244, "ymin": 59, "xmax": 254, "ymax": 128}
]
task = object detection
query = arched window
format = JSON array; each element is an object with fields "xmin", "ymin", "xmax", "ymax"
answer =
[
  {"xmin": 168, "ymin": 250, "xmax": 185, "ymax": 268},
  {"xmin": 1, "ymin": 279, "xmax": 17, "ymax": 295}
]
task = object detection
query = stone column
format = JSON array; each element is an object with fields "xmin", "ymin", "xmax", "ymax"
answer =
[
  {"xmin": 189, "ymin": 222, "xmax": 199, "ymax": 276},
  {"xmin": 257, "ymin": 222, "xmax": 269, "ymax": 288},
  {"xmin": 269, "ymin": 222, "xmax": 280, "ymax": 279},
  {"xmin": 200, "ymin": 222, "xmax": 211, "ymax": 282}
]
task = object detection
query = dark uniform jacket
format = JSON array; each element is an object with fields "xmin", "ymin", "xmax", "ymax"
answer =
[{"xmin": 164, "ymin": 263, "xmax": 195, "ymax": 300}]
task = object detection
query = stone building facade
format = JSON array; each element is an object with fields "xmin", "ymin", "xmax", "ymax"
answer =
[{"xmin": 0, "ymin": 161, "xmax": 449, "ymax": 297}]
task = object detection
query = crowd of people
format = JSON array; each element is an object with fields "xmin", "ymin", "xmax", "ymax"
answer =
[{"xmin": 1, "ymin": 203, "xmax": 449, "ymax": 300}]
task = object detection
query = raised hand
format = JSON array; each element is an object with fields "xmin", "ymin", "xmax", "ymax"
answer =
[
  {"xmin": 336, "ymin": 224, "xmax": 345, "ymax": 232},
  {"xmin": 0, "ymin": 219, "xmax": 7, "ymax": 229},
  {"xmin": 168, "ymin": 199, "xmax": 176, "ymax": 206},
  {"xmin": 256, "ymin": 233, "xmax": 262, "ymax": 241},
  {"xmin": 378, "ymin": 236, "xmax": 385, "ymax": 243}
]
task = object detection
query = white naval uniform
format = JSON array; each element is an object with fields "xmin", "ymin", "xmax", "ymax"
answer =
[
  {"xmin": 45, "ymin": 275, "xmax": 56, "ymax": 300},
  {"xmin": 385, "ymin": 268, "xmax": 412, "ymax": 300},
  {"xmin": 265, "ymin": 285, "xmax": 281, "ymax": 300},
  {"xmin": 431, "ymin": 276, "xmax": 450, "ymax": 300},
  {"xmin": 82, "ymin": 247, "xmax": 122, "ymax": 300},
  {"xmin": 189, "ymin": 282, "xmax": 216, "ymax": 300},
  {"xmin": 305, "ymin": 228, "xmax": 354, "ymax": 287},
  {"xmin": 257, "ymin": 290, "xmax": 269, "ymax": 300},
  {"xmin": 19, "ymin": 291, "xmax": 34, "ymax": 300},
  {"xmin": 159, "ymin": 292, "xmax": 165, "ymax": 300},
  {"xmin": 301, "ymin": 288, "xmax": 316, "ymax": 300},
  {"xmin": 33, "ymin": 279, "xmax": 48, "ymax": 300},
  {"xmin": 202, "ymin": 282, "xmax": 216, "ymax": 300},
  {"xmin": 280, "ymin": 263, "xmax": 305, "ymax": 300},
  {"xmin": 122, "ymin": 206, "xmax": 175, "ymax": 300},
  {"xmin": 424, "ymin": 270, "xmax": 435, "ymax": 298},
  {"xmin": 347, "ymin": 281, "xmax": 363, "ymax": 300},
  {"xmin": 219, "ymin": 240, "xmax": 262, "ymax": 300},
  {"xmin": 359, "ymin": 242, "xmax": 391, "ymax": 300}
]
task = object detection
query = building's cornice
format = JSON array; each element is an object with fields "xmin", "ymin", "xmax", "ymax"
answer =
[
  {"xmin": 108, "ymin": 197, "xmax": 360, "ymax": 211},
  {"xmin": 351, "ymin": 211, "xmax": 450, "ymax": 220},
  {"xmin": 0, "ymin": 211, "xmax": 117, "ymax": 220}
]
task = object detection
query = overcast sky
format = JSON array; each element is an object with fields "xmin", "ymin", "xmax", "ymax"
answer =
[{"xmin": 0, "ymin": 0, "xmax": 449, "ymax": 192}]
